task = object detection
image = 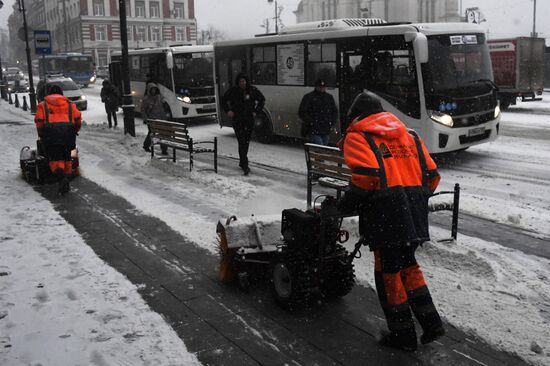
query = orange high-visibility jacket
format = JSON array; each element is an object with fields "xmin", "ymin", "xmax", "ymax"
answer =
[
  {"xmin": 35, "ymin": 94, "xmax": 82, "ymax": 146},
  {"xmin": 340, "ymin": 111, "xmax": 440, "ymax": 248}
]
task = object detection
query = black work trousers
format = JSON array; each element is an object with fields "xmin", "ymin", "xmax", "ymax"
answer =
[
  {"xmin": 374, "ymin": 242, "xmax": 443, "ymax": 345},
  {"xmin": 233, "ymin": 120, "xmax": 253, "ymax": 170}
]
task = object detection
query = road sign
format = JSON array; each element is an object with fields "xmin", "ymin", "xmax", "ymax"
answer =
[{"xmin": 34, "ymin": 30, "xmax": 51, "ymax": 54}]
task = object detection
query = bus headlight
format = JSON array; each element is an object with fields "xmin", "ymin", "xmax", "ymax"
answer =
[
  {"xmin": 494, "ymin": 104, "xmax": 501, "ymax": 119},
  {"xmin": 429, "ymin": 110, "xmax": 454, "ymax": 127},
  {"xmin": 81, "ymin": 95, "xmax": 87, "ymax": 100},
  {"xmin": 90, "ymin": 75, "xmax": 96, "ymax": 83},
  {"xmin": 177, "ymin": 96, "xmax": 192, "ymax": 104}
]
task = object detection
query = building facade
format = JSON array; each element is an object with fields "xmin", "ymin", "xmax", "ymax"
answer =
[
  {"xmin": 20, "ymin": 0, "xmax": 197, "ymax": 66},
  {"xmin": 294, "ymin": 0, "xmax": 461, "ymax": 24}
]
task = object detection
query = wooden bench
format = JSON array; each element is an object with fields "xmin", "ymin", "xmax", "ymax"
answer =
[
  {"xmin": 304, "ymin": 143, "xmax": 460, "ymax": 241},
  {"xmin": 304, "ymin": 143, "xmax": 352, "ymax": 209},
  {"xmin": 148, "ymin": 119, "xmax": 217, "ymax": 173}
]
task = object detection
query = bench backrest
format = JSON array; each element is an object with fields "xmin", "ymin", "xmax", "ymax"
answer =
[
  {"xmin": 148, "ymin": 119, "xmax": 190, "ymax": 146},
  {"xmin": 304, "ymin": 143, "xmax": 351, "ymax": 181}
]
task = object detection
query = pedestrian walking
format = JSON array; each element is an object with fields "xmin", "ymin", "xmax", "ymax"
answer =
[
  {"xmin": 221, "ymin": 74, "xmax": 265, "ymax": 175},
  {"xmin": 338, "ymin": 92, "xmax": 444, "ymax": 352},
  {"xmin": 34, "ymin": 84, "xmax": 82, "ymax": 194},
  {"xmin": 142, "ymin": 83, "xmax": 168, "ymax": 154},
  {"xmin": 298, "ymin": 79, "xmax": 338, "ymax": 145},
  {"xmin": 100, "ymin": 79, "xmax": 119, "ymax": 128}
]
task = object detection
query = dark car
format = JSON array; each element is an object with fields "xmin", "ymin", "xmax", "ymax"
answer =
[{"xmin": 37, "ymin": 76, "xmax": 87, "ymax": 110}]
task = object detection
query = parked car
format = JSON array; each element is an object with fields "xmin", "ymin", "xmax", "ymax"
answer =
[
  {"xmin": 96, "ymin": 66, "xmax": 109, "ymax": 79},
  {"xmin": 37, "ymin": 75, "xmax": 87, "ymax": 110}
]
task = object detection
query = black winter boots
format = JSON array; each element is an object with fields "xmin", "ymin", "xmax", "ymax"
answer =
[{"xmin": 55, "ymin": 168, "xmax": 70, "ymax": 194}]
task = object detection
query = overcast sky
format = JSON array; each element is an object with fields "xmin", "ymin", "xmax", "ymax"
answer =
[{"xmin": 0, "ymin": 0, "xmax": 547, "ymax": 42}]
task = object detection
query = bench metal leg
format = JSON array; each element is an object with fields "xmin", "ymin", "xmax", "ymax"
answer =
[
  {"xmin": 173, "ymin": 148, "xmax": 176, "ymax": 163},
  {"xmin": 151, "ymin": 144, "xmax": 154, "ymax": 159},
  {"xmin": 307, "ymin": 173, "xmax": 313, "ymax": 209},
  {"xmin": 189, "ymin": 138, "xmax": 193, "ymax": 172},
  {"xmin": 214, "ymin": 137, "xmax": 218, "ymax": 174},
  {"xmin": 451, "ymin": 183, "xmax": 460, "ymax": 240}
]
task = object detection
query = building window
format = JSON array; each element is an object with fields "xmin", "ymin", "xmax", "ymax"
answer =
[
  {"xmin": 149, "ymin": 2, "xmax": 160, "ymax": 18},
  {"xmin": 174, "ymin": 2, "xmax": 184, "ymax": 18},
  {"xmin": 175, "ymin": 27, "xmax": 185, "ymax": 41},
  {"xmin": 98, "ymin": 55, "xmax": 108, "ymax": 67},
  {"xmin": 151, "ymin": 27, "xmax": 161, "ymax": 41},
  {"xmin": 95, "ymin": 25, "xmax": 106, "ymax": 41},
  {"xmin": 93, "ymin": 0, "xmax": 104, "ymax": 16},
  {"xmin": 137, "ymin": 26, "xmax": 146, "ymax": 41},
  {"xmin": 135, "ymin": 1, "xmax": 145, "ymax": 17},
  {"xmin": 127, "ymin": 26, "xmax": 133, "ymax": 40}
]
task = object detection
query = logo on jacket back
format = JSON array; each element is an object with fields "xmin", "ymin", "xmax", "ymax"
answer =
[{"xmin": 379, "ymin": 143, "xmax": 393, "ymax": 158}]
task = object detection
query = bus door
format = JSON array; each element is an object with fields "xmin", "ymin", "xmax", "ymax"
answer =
[
  {"xmin": 340, "ymin": 46, "xmax": 370, "ymax": 131},
  {"xmin": 215, "ymin": 47, "xmax": 247, "ymax": 126}
]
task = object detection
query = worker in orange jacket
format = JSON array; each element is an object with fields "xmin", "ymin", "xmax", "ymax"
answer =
[
  {"xmin": 35, "ymin": 84, "xmax": 82, "ymax": 194},
  {"xmin": 338, "ymin": 92, "xmax": 444, "ymax": 352}
]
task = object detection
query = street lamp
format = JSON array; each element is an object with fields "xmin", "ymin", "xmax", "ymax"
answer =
[
  {"xmin": 267, "ymin": 0, "xmax": 279, "ymax": 34},
  {"xmin": 118, "ymin": 0, "xmax": 135, "ymax": 136},
  {"xmin": 18, "ymin": 0, "xmax": 37, "ymax": 113},
  {"xmin": 0, "ymin": 0, "xmax": 5, "ymax": 100}
]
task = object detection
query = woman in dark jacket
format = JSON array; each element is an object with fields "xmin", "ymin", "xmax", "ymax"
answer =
[
  {"xmin": 221, "ymin": 74, "xmax": 265, "ymax": 175},
  {"xmin": 100, "ymin": 80, "xmax": 119, "ymax": 128}
]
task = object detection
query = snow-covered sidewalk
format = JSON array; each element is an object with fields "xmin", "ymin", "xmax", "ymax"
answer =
[{"xmin": 0, "ymin": 109, "xmax": 200, "ymax": 365}]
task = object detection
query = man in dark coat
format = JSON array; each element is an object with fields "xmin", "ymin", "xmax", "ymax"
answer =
[
  {"xmin": 100, "ymin": 79, "xmax": 119, "ymax": 128},
  {"xmin": 221, "ymin": 74, "xmax": 265, "ymax": 175},
  {"xmin": 298, "ymin": 79, "xmax": 338, "ymax": 145}
]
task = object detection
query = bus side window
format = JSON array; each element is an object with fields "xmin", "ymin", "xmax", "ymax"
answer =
[
  {"xmin": 306, "ymin": 43, "xmax": 337, "ymax": 86},
  {"xmin": 252, "ymin": 46, "xmax": 276, "ymax": 85},
  {"xmin": 367, "ymin": 35, "xmax": 420, "ymax": 119}
]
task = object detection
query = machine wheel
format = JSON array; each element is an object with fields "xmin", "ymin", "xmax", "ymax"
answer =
[
  {"xmin": 270, "ymin": 248, "xmax": 312, "ymax": 309},
  {"xmin": 253, "ymin": 112, "xmax": 273, "ymax": 144},
  {"xmin": 320, "ymin": 245, "xmax": 355, "ymax": 301}
]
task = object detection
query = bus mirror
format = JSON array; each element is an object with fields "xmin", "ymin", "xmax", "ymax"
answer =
[
  {"xmin": 414, "ymin": 33, "xmax": 429, "ymax": 63},
  {"xmin": 166, "ymin": 52, "xmax": 174, "ymax": 69}
]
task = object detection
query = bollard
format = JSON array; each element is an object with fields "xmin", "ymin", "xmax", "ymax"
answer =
[
  {"xmin": 8, "ymin": 92, "xmax": 13, "ymax": 105},
  {"xmin": 14, "ymin": 94, "xmax": 20, "ymax": 108},
  {"xmin": 22, "ymin": 96, "xmax": 28, "ymax": 111}
]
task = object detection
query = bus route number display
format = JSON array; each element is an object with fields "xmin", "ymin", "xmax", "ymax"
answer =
[{"xmin": 277, "ymin": 43, "xmax": 304, "ymax": 85}]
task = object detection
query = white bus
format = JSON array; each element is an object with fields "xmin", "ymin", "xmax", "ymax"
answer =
[
  {"xmin": 111, "ymin": 45, "xmax": 216, "ymax": 122},
  {"xmin": 214, "ymin": 19, "xmax": 501, "ymax": 153}
]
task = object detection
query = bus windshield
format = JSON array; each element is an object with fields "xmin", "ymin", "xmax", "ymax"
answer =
[
  {"xmin": 423, "ymin": 34, "xmax": 494, "ymax": 97},
  {"xmin": 66, "ymin": 56, "xmax": 94, "ymax": 74},
  {"xmin": 173, "ymin": 53, "xmax": 213, "ymax": 89}
]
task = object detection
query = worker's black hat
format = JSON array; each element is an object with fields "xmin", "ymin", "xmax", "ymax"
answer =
[{"xmin": 347, "ymin": 92, "xmax": 384, "ymax": 121}]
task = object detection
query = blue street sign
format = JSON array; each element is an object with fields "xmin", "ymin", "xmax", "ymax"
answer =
[{"xmin": 34, "ymin": 30, "xmax": 51, "ymax": 54}]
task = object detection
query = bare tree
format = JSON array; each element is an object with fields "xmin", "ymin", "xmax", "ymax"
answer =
[{"xmin": 197, "ymin": 25, "xmax": 226, "ymax": 45}]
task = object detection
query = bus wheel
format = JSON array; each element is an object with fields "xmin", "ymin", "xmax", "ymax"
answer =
[
  {"xmin": 253, "ymin": 112, "xmax": 273, "ymax": 144},
  {"xmin": 163, "ymin": 103, "xmax": 173, "ymax": 121}
]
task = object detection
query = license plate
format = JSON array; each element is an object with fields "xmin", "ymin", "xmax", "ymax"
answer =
[
  {"xmin": 203, "ymin": 104, "xmax": 216, "ymax": 109},
  {"xmin": 468, "ymin": 127, "xmax": 485, "ymax": 137}
]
